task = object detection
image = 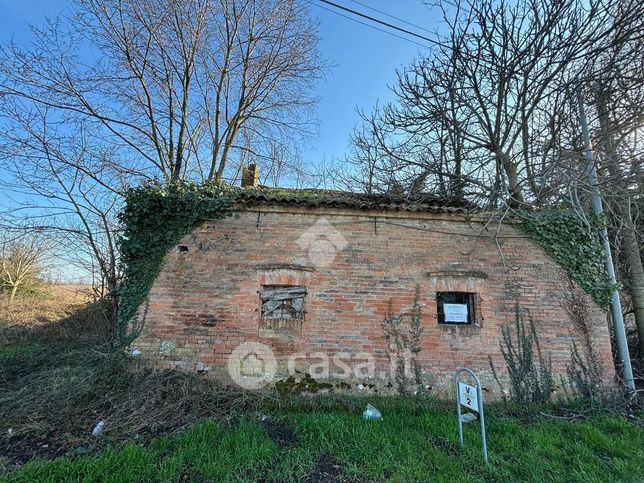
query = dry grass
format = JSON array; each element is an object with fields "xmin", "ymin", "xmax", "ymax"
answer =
[
  {"xmin": 0, "ymin": 286, "xmax": 264, "ymax": 472},
  {"xmin": 0, "ymin": 284, "xmax": 92, "ymax": 326},
  {"xmin": 0, "ymin": 285, "xmax": 114, "ymax": 343},
  {"xmin": 0, "ymin": 344, "xmax": 264, "ymax": 470}
]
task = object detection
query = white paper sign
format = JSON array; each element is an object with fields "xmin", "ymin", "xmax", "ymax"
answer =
[
  {"xmin": 444, "ymin": 303, "xmax": 468, "ymax": 323},
  {"xmin": 459, "ymin": 382, "xmax": 479, "ymax": 411}
]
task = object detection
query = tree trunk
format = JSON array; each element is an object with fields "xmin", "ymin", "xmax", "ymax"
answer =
[
  {"xmin": 9, "ymin": 283, "xmax": 18, "ymax": 303},
  {"xmin": 498, "ymin": 151, "xmax": 524, "ymax": 208},
  {"xmin": 595, "ymin": 86, "xmax": 644, "ymax": 356},
  {"xmin": 623, "ymin": 223, "xmax": 644, "ymax": 357}
]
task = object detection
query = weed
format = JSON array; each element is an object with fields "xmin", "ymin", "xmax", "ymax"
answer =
[
  {"xmin": 490, "ymin": 303, "xmax": 553, "ymax": 403},
  {"xmin": 380, "ymin": 285, "xmax": 424, "ymax": 394}
]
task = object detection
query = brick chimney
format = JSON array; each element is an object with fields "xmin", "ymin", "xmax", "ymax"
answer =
[{"xmin": 241, "ymin": 164, "xmax": 259, "ymax": 188}]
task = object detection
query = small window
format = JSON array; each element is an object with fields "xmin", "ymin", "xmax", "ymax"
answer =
[
  {"xmin": 437, "ymin": 292, "xmax": 476, "ymax": 325},
  {"xmin": 260, "ymin": 285, "xmax": 306, "ymax": 320}
]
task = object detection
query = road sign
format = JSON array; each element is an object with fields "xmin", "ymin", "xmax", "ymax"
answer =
[
  {"xmin": 454, "ymin": 368, "xmax": 488, "ymax": 463},
  {"xmin": 459, "ymin": 382, "xmax": 478, "ymax": 411}
]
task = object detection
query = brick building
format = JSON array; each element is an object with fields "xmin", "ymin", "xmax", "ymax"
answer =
[{"xmin": 134, "ymin": 176, "xmax": 615, "ymax": 397}]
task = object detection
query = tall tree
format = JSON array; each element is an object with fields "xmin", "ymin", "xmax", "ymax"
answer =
[
  {"xmin": 0, "ymin": 0, "xmax": 324, "ymax": 303},
  {"xmin": 0, "ymin": 0, "xmax": 324, "ymax": 182},
  {"xmin": 0, "ymin": 231, "xmax": 48, "ymax": 302},
  {"xmin": 345, "ymin": 0, "xmax": 644, "ymax": 208},
  {"xmin": 586, "ymin": 35, "xmax": 644, "ymax": 356}
]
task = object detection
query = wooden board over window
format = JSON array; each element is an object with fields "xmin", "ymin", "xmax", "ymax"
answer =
[{"xmin": 260, "ymin": 286, "xmax": 306, "ymax": 320}]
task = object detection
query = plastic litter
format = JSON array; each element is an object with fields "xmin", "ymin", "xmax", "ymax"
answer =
[
  {"xmin": 362, "ymin": 403, "xmax": 382, "ymax": 420},
  {"xmin": 92, "ymin": 420, "xmax": 105, "ymax": 436},
  {"xmin": 131, "ymin": 347, "xmax": 141, "ymax": 358},
  {"xmin": 460, "ymin": 412, "xmax": 477, "ymax": 423}
]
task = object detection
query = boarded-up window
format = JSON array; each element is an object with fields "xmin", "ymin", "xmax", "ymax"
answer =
[{"xmin": 260, "ymin": 286, "xmax": 306, "ymax": 320}]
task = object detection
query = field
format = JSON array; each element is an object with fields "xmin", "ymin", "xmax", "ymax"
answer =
[{"xmin": 1, "ymin": 287, "xmax": 643, "ymax": 482}]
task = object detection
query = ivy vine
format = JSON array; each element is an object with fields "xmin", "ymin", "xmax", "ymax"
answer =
[
  {"xmin": 114, "ymin": 183, "xmax": 613, "ymax": 348},
  {"xmin": 517, "ymin": 209, "xmax": 612, "ymax": 307},
  {"xmin": 115, "ymin": 180, "xmax": 234, "ymax": 346}
]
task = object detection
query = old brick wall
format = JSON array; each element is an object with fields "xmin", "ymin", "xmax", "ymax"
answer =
[{"xmin": 134, "ymin": 205, "xmax": 615, "ymax": 397}]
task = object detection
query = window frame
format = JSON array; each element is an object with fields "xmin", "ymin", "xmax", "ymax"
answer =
[
  {"xmin": 259, "ymin": 285, "xmax": 307, "ymax": 321},
  {"xmin": 436, "ymin": 291, "xmax": 477, "ymax": 325}
]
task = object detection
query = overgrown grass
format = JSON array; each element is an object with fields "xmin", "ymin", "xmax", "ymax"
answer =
[
  {"xmin": 4, "ymin": 397, "xmax": 643, "ymax": 482},
  {"xmin": 0, "ymin": 288, "xmax": 263, "ymax": 472},
  {"xmin": 0, "ymin": 339, "xmax": 264, "ymax": 471},
  {"xmin": 2, "ymin": 289, "xmax": 643, "ymax": 481}
]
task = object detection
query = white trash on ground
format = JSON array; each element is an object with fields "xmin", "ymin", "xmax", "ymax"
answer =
[
  {"xmin": 460, "ymin": 412, "xmax": 477, "ymax": 423},
  {"xmin": 92, "ymin": 420, "xmax": 105, "ymax": 436},
  {"xmin": 362, "ymin": 403, "xmax": 382, "ymax": 420}
]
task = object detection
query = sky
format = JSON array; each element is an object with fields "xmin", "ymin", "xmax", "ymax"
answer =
[
  {"xmin": 0, "ymin": 0, "xmax": 444, "ymax": 281},
  {"xmin": 0, "ymin": 0, "xmax": 443, "ymax": 167},
  {"xmin": 300, "ymin": 0, "xmax": 442, "ymax": 164}
]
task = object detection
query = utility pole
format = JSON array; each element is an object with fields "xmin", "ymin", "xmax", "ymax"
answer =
[{"xmin": 577, "ymin": 89, "xmax": 635, "ymax": 393}]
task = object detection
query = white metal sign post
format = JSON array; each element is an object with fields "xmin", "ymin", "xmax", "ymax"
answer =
[{"xmin": 454, "ymin": 368, "xmax": 488, "ymax": 463}]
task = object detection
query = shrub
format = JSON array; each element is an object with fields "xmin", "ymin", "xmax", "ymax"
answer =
[{"xmin": 490, "ymin": 303, "xmax": 553, "ymax": 402}]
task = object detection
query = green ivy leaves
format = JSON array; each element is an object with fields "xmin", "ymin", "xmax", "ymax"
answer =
[
  {"xmin": 115, "ymin": 180, "xmax": 234, "ymax": 347},
  {"xmin": 518, "ymin": 210, "xmax": 612, "ymax": 307}
]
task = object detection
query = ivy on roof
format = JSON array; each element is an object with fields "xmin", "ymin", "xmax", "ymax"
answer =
[{"xmin": 113, "ymin": 181, "xmax": 611, "ymax": 347}]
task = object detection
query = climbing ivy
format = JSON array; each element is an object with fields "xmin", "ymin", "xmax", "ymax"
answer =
[
  {"xmin": 517, "ymin": 209, "xmax": 612, "ymax": 307},
  {"xmin": 115, "ymin": 182, "xmax": 613, "ymax": 348},
  {"xmin": 115, "ymin": 180, "xmax": 234, "ymax": 347}
]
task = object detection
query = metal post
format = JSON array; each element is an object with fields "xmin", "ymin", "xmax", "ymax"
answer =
[
  {"xmin": 577, "ymin": 89, "xmax": 635, "ymax": 393},
  {"xmin": 477, "ymin": 381, "xmax": 488, "ymax": 463},
  {"xmin": 455, "ymin": 371, "xmax": 464, "ymax": 450},
  {"xmin": 454, "ymin": 368, "xmax": 488, "ymax": 463}
]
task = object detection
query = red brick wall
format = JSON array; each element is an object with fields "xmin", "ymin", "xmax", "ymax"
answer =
[{"xmin": 135, "ymin": 205, "xmax": 615, "ymax": 397}]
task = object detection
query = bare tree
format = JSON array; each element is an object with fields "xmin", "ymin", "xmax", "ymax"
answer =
[
  {"xmin": 0, "ymin": 0, "xmax": 324, "ymax": 323},
  {"xmin": 584, "ymin": 35, "xmax": 644, "ymax": 355},
  {"xmin": 345, "ymin": 0, "xmax": 644, "ymax": 208},
  {"xmin": 0, "ymin": 231, "xmax": 48, "ymax": 302},
  {"xmin": 0, "ymin": 0, "xmax": 324, "ymax": 183},
  {"xmin": 0, "ymin": 103, "xmax": 123, "ymax": 297}
]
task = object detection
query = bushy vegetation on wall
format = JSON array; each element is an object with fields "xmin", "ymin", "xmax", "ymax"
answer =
[
  {"xmin": 518, "ymin": 210, "xmax": 612, "ymax": 307},
  {"xmin": 115, "ymin": 181, "xmax": 234, "ymax": 346}
]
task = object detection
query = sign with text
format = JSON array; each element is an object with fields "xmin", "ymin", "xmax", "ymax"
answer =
[
  {"xmin": 458, "ymin": 382, "xmax": 479, "ymax": 411},
  {"xmin": 444, "ymin": 303, "xmax": 468, "ymax": 323},
  {"xmin": 454, "ymin": 368, "xmax": 488, "ymax": 463}
]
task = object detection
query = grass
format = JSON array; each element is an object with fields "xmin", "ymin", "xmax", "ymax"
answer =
[
  {"xmin": 1, "ymin": 287, "xmax": 643, "ymax": 482},
  {"xmin": 0, "ymin": 286, "xmax": 262, "ymax": 471},
  {"xmin": 0, "ymin": 284, "xmax": 92, "ymax": 328},
  {"xmin": 0, "ymin": 339, "xmax": 263, "ymax": 470},
  {"xmin": 3, "ymin": 398, "xmax": 643, "ymax": 482}
]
